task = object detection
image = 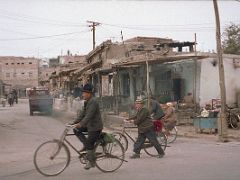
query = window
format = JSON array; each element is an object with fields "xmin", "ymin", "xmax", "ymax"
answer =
[
  {"xmin": 5, "ymin": 63, "xmax": 8, "ymax": 65},
  {"xmin": 13, "ymin": 73, "xmax": 17, "ymax": 77},
  {"xmin": 122, "ymin": 73, "xmax": 130, "ymax": 97},
  {"xmin": 29, "ymin": 62, "xmax": 32, "ymax": 64},
  {"xmin": 29, "ymin": 72, "xmax": 33, "ymax": 77},
  {"xmin": 11, "ymin": 63, "xmax": 14, "ymax": 65}
]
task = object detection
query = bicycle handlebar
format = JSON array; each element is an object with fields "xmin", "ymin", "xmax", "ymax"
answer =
[{"xmin": 65, "ymin": 124, "xmax": 75, "ymax": 128}]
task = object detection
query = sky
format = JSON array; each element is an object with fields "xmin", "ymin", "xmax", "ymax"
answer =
[{"xmin": 0, "ymin": 0, "xmax": 239, "ymax": 58}]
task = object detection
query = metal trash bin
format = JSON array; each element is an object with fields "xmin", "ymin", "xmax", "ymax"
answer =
[{"xmin": 193, "ymin": 117, "xmax": 218, "ymax": 133}]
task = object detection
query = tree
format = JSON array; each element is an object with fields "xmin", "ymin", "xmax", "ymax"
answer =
[{"xmin": 222, "ymin": 23, "xmax": 240, "ymax": 55}]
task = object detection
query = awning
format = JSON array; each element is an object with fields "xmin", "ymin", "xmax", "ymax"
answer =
[
  {"xmin": 72, "ymin": 60, "xmax": 102, "ymax": 76},
  {"xmin": 59, "ymin": 67, "xmax": 78, "ymax": 76},
  {"xmin": 113, "ymin": 53, "xmax": 208, "ymax": 67}
]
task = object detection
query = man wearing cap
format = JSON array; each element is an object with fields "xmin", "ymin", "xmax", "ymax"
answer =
[
  {"xmin": 127, "ymin": 98, "xmax": 165, "ymax": 159},
  {"xmin": 71, "ymin": 83, "xmax": 103, "ymax": 170}
]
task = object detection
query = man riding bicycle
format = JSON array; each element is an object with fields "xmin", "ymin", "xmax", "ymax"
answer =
[{"xmin": 71, "ymin": 84, "xmax": 103, "ymax": 170}]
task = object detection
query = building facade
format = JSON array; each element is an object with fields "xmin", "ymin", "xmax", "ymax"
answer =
[{"xmin": 0, "ymin": 56, "xmax": 39, "ymax": 96}]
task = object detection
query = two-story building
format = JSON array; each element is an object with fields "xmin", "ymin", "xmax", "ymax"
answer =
[{"xmin": 0, "ymin": 56, "xmax": 39, "ymax": 97}]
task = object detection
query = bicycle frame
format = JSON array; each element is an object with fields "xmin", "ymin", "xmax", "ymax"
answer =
[
  {"xmin": 121, "ymin": 126, "xmax": 138, "ymax": 144},
  {"xmin": 58, "ymin": 127, "xmax": 83, "ymax": 156}
]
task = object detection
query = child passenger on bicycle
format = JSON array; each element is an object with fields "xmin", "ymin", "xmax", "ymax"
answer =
[
  {"xmin": 126, "ymin": 98, "xmax": 165, "ymax": 159},
  {"xmin": 162, "ymin": 102, "xmax": 177, "ymax": 136}
]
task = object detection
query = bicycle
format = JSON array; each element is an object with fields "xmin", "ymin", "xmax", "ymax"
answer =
[
  {"xmin": 33, "ymin": 125, "xmax": 125, "ymax": 176},
  {"xmin": 226, "ymin": 105, "xmax": 240, "ymax": 129},
  {"xmin": 153, "ymin": 119, "xmax": 178, "ymax": 144},
  {"xmin": 112, "ymin": 120, "xmax": 167, "ymax": 157},
  {"xmin": 163, "ymin": 126, "xmax": 178, "ymax": 144}
]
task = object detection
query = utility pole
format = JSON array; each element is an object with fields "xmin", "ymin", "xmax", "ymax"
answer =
[
  {"xmin": 121, "ymin": 30, "xmax": 124, "ymax": 44},
  {"xmin": 193, "ymin": 33, "xmax": 197, "ymax": 110},
  {"xmin": 213, "ymin": 0, "xmax": 228, "ymax": 142},
  {"xmin": 87, "ymin": 21, "xmax": 101, "ymax": 50},
  {"xmin": 145, "ymin": 53, "xmax": 150, "ymax": 110}
]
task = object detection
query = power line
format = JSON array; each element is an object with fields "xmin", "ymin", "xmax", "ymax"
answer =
[
  {"xmin": 101, "ymin": 22, "xmax": 230, "ymax": 32},
  {"xmin": 0, "ymin": 30, "xmax": 90, "ymax": 41},
  {"xmin": 0, "ymin": 14, "xmax": 86, "ymax": 27},
  {"xmin": 0, "ymin": 8, "xmax": 87, "ymax": 27}
]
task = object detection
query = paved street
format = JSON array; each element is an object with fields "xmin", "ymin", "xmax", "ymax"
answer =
[{"xmin": 1, "ymin": 99, "xmax": 240, "ymax": 180}]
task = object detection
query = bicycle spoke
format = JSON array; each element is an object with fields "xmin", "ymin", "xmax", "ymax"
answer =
[
  {"xmin": 112, "ymin": 132, "xmax": 128, "ymax": 152},
  {"xmin": 95, "ymin": 140, "xmax": 125, "ymax": 172},
  {"xmin": 144, "ymin": 132, "xmax": 167, "ymax": 157},
  {"xmin": 34, "ymin": 140, "xmax": 70, "ymax": 176},
  {"xmin": 167, "ymin": 127, "xmax": 178, "ymax": 143},
  {"xmin": 232, "ymin": 114, "xmax": 240, "ymax": 129}
]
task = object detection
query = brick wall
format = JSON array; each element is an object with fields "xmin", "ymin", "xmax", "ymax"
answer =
[{"xmin": 0, "ymin": 57, "xmax": 39, "ymax": 90}]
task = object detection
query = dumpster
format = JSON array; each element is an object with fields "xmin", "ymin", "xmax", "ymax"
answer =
[{"xmin": 193, "ymin": 117, "xmax": 218, "ymax": 133}]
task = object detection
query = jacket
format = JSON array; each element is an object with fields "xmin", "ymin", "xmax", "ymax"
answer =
[
  {"xmin": 74, "ymin": 97, "xmax": 103, "ymax": 132},
  {"xmin": 133, "ymin": 107, "xmax": 153, "ymax": 133},
  {"xmin": 164, "ymin": 106, "xmax": 177, "ymax": 123},
  {"xmin": 150, "ymin": 99, "xmax": 165, "ymax": 120}
]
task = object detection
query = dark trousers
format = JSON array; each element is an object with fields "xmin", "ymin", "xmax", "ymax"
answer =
[
  {"xmin": 73, "ymin": 127, "xmax": 101, "ymax": 150},
  {"xmin": 134, "ymin": 127, "xmax": 164, "ymax": 155}
]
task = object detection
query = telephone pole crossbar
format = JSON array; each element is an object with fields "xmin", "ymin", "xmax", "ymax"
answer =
[{"xmin": 87, "ymin": 21, "xmax": 101, "ymax": 50}]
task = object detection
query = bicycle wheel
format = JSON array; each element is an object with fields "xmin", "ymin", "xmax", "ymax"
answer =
[
  {"xmin": 144, "ymin": 132, "xmax": 167, "ymax": 157},
  {"xmin": 167, "ymin": 126, "xmax": 178, "ymax": 143},
  {"xmin": 230, "ymin": 113, "xmax": 240, "ymax": 129},
  {"xmin": 112, "ymin": 132, "xmax": 128, "ymax": 152},
  {"xmin": 34, "ymin": 140, "xmax": 70, "ymax": 176},
  {"xmin": 95, "ymin": 139, "xmax": 125, "ymax": 172}
]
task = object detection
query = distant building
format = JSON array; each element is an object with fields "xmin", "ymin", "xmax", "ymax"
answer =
[
  {"xmin": 0, "ymin": 56, "xmax": 39, "ymax": 96},
  {"xmin": 49, "ymin": 58, "xmax": 59, "ymax": 68},
  {"xmin": 39, "ymin": 58, "xmax": 49, "ymax": 68},
  {"xmin": 59, "ymin": 55, "xmax": 86, "ymax": 65}
]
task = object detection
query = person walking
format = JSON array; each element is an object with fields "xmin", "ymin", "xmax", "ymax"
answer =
[
  {"xmin": 126, "ymin": 98, "xmax": 165, "ymax": 159},
  {"xmin": 71, "ymin": 84, "xmax": 103, "ymax": 170},
  {"xmin": 7, "ymin": 92, "xmax": 14, "ymax": 106}
]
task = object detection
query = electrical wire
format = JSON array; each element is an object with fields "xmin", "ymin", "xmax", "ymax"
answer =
[
  {"xmin": 0, "ymin": 29, "xmax": 90, "ymax": 41},
  {"xmin": 100, "ymin": 22, "xmax": 234, "ymax": 32},
  {"xmin": 38, "ymin": 31, "xmax": 90, "ymax": 55},
  {"xmin": 0, "ymin": 8, "xmax": 86, "ymax": 27}
]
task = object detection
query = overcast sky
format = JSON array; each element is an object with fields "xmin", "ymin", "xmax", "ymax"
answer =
[{"xmin": 0, "ymin": 0, "xmax": 239, "ymax": 58}]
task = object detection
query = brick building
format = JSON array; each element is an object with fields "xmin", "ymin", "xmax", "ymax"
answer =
[{"xmin": 0, "ymin": 56, "xmax": 39, "ymax": 96}]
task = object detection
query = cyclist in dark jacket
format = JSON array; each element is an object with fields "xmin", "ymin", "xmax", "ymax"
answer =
[
  {"xmin": 71, "ymin": 84, "xmax": 103, "ymax": 170},
  {"xmin": 150, "ymin": 98, "xmax": 165, "ymax": 120}
]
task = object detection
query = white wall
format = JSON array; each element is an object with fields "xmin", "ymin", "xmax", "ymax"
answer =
[{"xmin": 199, "ymin": 55, "xmax": 240, "ymax": 107}]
